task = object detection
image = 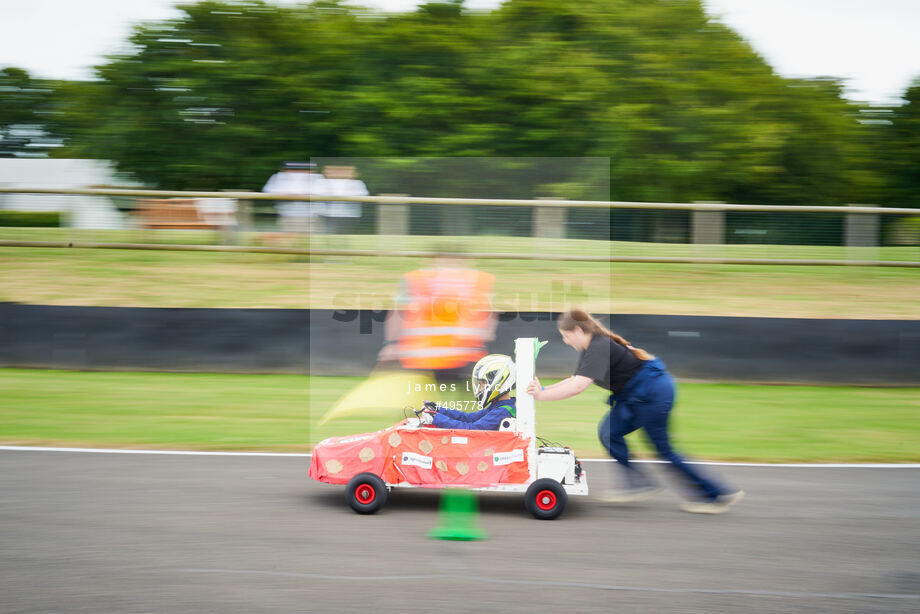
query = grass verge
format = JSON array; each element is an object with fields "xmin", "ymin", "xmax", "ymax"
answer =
[
  {"xmin": 1, "ymin": 369, "xmax": 917, "ymax": 462},
  {"xmin": 2, "ymin": 245, "xmax": 919, "ymax": 317}
]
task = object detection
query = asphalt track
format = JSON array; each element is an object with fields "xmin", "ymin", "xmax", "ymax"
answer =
[{"xmin": 1, "ymin": 449, "xmax": 918, "ymax": 614}]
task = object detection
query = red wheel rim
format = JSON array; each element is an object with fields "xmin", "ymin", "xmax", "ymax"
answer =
[
  {"xmin": 356, "ymin": 484, "xmax": 376, "ymax": 505},
  {"xmin": 535, "ymin": 490, "xmax": 557, "ymax": 511}
]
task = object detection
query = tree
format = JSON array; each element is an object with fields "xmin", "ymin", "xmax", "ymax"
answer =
[
  {"xmin": 44, "ymin": 0, "xmax": 900, "ymax": 229},
  {"xmin": 0, "ymin": 67, "xmax": 59, "ymax": 157},
  {"xmin": 881, "ymin": 81, "xmax": 920, "ymax": 208}
]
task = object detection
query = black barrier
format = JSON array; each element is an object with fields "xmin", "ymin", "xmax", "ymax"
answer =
[
  {"xmin": 0, "ymin": 303, "xmax": 309, "ymax": 374},
  {"xmin": 1, "ymin": 303, "xmax": 918, "ymax": 384}
]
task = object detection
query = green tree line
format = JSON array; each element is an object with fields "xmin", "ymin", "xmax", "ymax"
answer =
[{"xmin": 2, "ymin": 0, "xmax": 918, "ymax": 211}]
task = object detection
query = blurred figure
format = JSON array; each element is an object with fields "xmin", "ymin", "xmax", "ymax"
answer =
[
  {"xmin": 261, "ymin": 161, "xmax": 326, "ymax": 234},
  {"xmin": 321, "ymin": 165, "xmax": 368, "ymax": 235},
  {"xmin": 528, "ymin": 309, "xmax": 745, "ymax": 514},
  {"xmin": 378, "ymin": 254, "xmax": 497, "ymax": 383}
]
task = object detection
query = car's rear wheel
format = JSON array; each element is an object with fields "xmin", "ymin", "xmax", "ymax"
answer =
[
  {"xmin": 525, "ymin": 478, "xmax": 567, "ymax": 520},
  {"xmin": 346, "ymin": 473, "xmax": 388, "ymax": 514}
]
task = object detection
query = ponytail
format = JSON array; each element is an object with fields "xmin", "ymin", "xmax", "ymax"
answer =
[{"xmin": 557, "ymin": 309, "xmax": 654, "ymax": 361}]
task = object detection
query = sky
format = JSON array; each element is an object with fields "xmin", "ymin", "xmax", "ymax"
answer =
[{"xmin": 1, "ymin": 0, "xmax": 918, "ymax": 105}]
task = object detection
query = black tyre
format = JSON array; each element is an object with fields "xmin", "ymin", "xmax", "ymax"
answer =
[
  {"xmin": 346, "ymin": 473, "xmax": 388, "ymax": 514},
  {"xmin": 525, "ymin": 478, "xmax": 568, "ymax": 520}
]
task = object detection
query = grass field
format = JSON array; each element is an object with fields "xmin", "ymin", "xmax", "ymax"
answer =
[
  {"xmin": 2, "ymin": 244, "xmax": 919, "ymax": 317},
  {"xmin": 2, "ymin": 369, "xmax": 917, "ymax": 462},
  {"xmin": 2, "ymin": 231, "xmax": 916, "ymax": 464}
]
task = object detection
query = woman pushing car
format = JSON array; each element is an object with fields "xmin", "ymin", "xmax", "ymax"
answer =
[{"xmin": 526, "ymin": 309, "xmax": 744, "ymax": 514}]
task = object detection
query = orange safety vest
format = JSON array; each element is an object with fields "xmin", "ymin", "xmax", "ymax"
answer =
[{"xmin": 397, "ymin": 268, "xmax": 494, "ymax": 370}]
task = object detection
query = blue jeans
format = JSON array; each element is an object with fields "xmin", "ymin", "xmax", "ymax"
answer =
[{"xmin": 598, "ymin": 362, "xmax": 726, "ymax": 501}]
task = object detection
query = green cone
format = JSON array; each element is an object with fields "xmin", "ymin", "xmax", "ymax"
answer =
[{"xmin": 428, "ymin": 488, "xmax": 488, "ymax": 541}]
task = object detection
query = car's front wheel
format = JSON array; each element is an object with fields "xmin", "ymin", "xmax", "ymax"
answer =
[{"xmin": 525, "ymin": 478, "xmax": 567, "ymax": 520}]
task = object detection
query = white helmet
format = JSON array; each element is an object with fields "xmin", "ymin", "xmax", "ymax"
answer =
[{"xmin": 471, "ymin": 354, "xmax": 515, "ymax": 408}]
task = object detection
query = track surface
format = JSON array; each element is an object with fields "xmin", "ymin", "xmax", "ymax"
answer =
[{"xmin": 2, "ymin": 450, "xmax": 918, "ymax": 613}]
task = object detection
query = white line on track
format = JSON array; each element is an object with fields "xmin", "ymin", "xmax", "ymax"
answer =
[
  {"xmin": 584, "ymin": 458, "xmax": 920, "ymax": 468},
  {"xmin": 2, "ymin": 445, "xmax": 918, "ymax": 467},
  {"xmin": 0, "ymin": 445, "xmax": 307, "ymax": 457},
  {"xmin": 180, "ymin": 569, "xmax": 920, "ymax": 600}
]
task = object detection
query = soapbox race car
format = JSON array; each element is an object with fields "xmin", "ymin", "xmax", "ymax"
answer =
[{"xmin": 309, "ymin": 338, "xmax": 589, "ymax": 519}]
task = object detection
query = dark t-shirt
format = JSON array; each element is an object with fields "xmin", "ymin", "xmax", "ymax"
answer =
[{"xmin": 575, "ymin": 335, "xmax": 643, "ymax": 393}]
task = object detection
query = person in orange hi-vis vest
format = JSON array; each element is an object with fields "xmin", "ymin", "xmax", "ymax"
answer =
[{"xmin": 378, "ymin": 256, "xmax": 497, "ymax": 382}]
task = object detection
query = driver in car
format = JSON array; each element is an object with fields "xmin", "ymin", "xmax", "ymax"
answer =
[{"xmin": 416, "ymin": 354, "xmax": 516, "ymax": 430}]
